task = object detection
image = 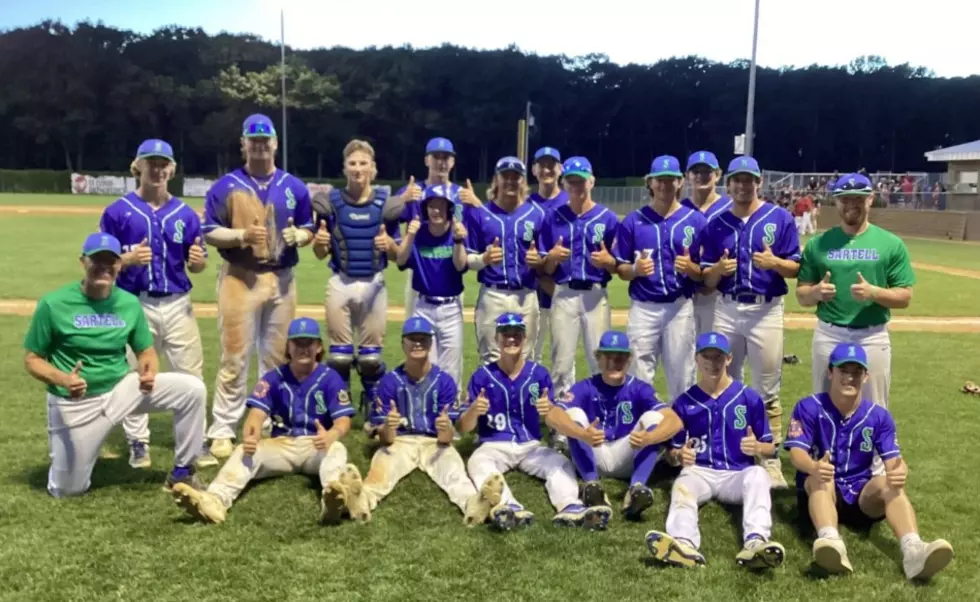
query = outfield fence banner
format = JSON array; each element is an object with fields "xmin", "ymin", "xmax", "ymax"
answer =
[
  {"xmin": 183, "ymin": 177, "xmax": 215, "ymax": 198},
  {"xmin": 70, "ymin": 173, "xmax": 137, "ymax": 195}
]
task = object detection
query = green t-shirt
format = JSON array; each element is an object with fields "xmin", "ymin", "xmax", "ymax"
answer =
[
  {"xmin": 798, "ymin": 225, "xmax": 916, "ymax": 327},
  {"xmin": 24, "ymin": 282, "xmax": 154, "ymax": 398}
]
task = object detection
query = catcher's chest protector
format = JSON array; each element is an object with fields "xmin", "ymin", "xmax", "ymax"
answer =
[{"xmin": 330, "ymin": 187, "xmax": 389, "ymax": 277}]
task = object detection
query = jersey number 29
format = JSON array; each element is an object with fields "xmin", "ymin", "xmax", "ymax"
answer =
[{"xmin": 485, "ymin": 413, "xmax": 507, "ymax": 431}]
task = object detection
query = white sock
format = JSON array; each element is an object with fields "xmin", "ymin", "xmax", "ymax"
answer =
[
  {"xmin": 817, "ymin": 527, "xmax": 840, "ymax": 540},
  {"xmin": 900, "ymin": 533, "xmax": 922, "ymax": 555}
]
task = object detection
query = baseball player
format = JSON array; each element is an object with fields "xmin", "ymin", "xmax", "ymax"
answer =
[
  {"xmin": 680, "ymin": 151, "xmax": 733, "ymax": 335},
  {"xmin": 536, "ymin": 156, "xmax": 619, "ymax": 399},
  {"xmin": 545, "ymin": 331, "xmax": 682, "ymax": 521},
  {"xmin": 357, "ymin": 316, "xmax": 500, "ymax": 524},
  {"xmin": 171, "ymin": 318, "xmax": 368, "ymax": 525},
  {"xmin": 795, "ymin": 173, "xmax": 915, "ymax": 411},
  {"xmin": 645, "ymin": 332, "xmax": 786, "ymax": 570},
  {"xmin": 23, "ymin": 233, "xmax": 207, "ymax": 497},
  {"xmin": 527, "ymin": 146, "xmax": 568, "ymax": 365},
  {"xmin": 700, "ymin": 156, "xmax": 800, "ymax": 489},
  {"xmin": 784, "ymin": 342, "xmax": 953, "ymax": 580},
  {"xmin": 457, "ymin": 313, "xmax": 612, "ymax": 531},
  {"xmin": 99, "ymin": 138, "xmax": 214, "ymax": 469},
  {"xmin": 311, "ymin": 139, "xmax": 404, "ymax": 420},
  {"xmin": 613, "ymin": 155, "xmax": 706, "ymax": 402},
  {"xmin": 394, "ymin": 137, "xmax": 462, "ymax": 317},
  {"xmin": 395, "ymin": 184, "xmax": 468, "ymax": 389},
  {"xmin": 465, "ymin": 157, "xmax": 546, "ymax": 362},
  {"xmin": 202, "ymin": 113, "xmax": 314, "ymax": 458}
]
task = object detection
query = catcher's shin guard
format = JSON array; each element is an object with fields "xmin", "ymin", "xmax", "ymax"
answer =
[
  {"xmin": 327, "ymin": 345, "xmax": 355, "ymax": 386},
  {"xmin": 356, "ymin": 348, "xmax": 386, "ymax": 419}
]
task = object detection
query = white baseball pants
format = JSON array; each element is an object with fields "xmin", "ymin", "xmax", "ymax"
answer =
[
  {"xmin": 550, "ymin": 284, "xmax": 610, "ymax": 395},
  {"xmin": 46, "ymin": 372, "xmax": 206, "ymax": 497},
  {"xmin": 404, "ymin": 269, "xmax": 418, "ymax": 317},
  {"xmin": 565, "ymin": 407, "xmax": 664, "ymax": 481},
  {"xmin": 626, "ymin": 297, "xmax": 697, "ymax": 403},
  {"xmin": 467, "ymin": 440, "xmax": 581, "ymax": 511},
  {"xmin": 474, "ymin": 286, "xmax": 539, "ymax": 364},
  {"xmin": 362, "ymin": 435, "xmax": 477, "ymax": 512},
  {"xmin": 412, "ymin": 296, "xmax": 464, "ymax": 391},
  {"xmin": 534, "ymin": 307, "xmax": 555, "ymax": 368},
  {"xmin": 692, "ymin": 291, "xmax": 719, "ymax": 336},
  {"xmin": 123, "ymin": 292, "xmax": 205, "ymax": 443},
  {"xmin": 665, "ymin": 464, "xmax": 773, "ymax": 549},
  {"xmin": 207, "ymin": 437, "xmax": 348, "ymax": 508}
]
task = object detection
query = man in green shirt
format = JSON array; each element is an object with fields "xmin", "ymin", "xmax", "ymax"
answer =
[
  {"xmin": 795, "ymin": 173, "xmax": 915, "ymax": 410},
  {"xmin": 23, "ymin": 233, "xmax": 208, "ymax": 498}
]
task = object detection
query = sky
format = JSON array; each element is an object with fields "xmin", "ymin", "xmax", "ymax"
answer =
[{"xmin": 4, "ymin": 0, "xmax": 979, "ymax": 78}]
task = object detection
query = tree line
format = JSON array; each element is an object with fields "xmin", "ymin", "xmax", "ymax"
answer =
[{"xmin": 1, "ymin": 20, "xmax": 978, "ymax": 181}]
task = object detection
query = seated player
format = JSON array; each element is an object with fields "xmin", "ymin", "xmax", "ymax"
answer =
[
  {"xmin": 171, "ymin": 318, "xmax": 365, "ymax": 525},
  {"xmin": 646, "ymin": 332, "xmax": 786, "ymax": 570},
  {"xmin": 458, "ymin": 313, "xmax": 612, "ymax": 531},
  {"xmin": 357, "ymin": 316, "xmax": 500, "ymax": 525},
  {"xmin": 785, "ymin": 342, "xmax": 954, "ymax": 580},
  {"xmin": 545, "ymin": 330, "xmax": 682, "ymax": 521}
]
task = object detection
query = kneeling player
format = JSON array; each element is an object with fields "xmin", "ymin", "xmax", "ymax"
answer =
[
  {"xmin": 785, "ymin": 342, "xmax": 953, "ymax": 581},
  {"xmin": 545, "ymin": 331, "xmax": 682, "ymax": 521},
  {"xmin": 172, "ymin": 318, "xmax": 364, "ymax": 525},
  {"xmin": 458, "ymin": 313, "xmax": 611, "ymax": 531},
  {"xmin": 646, "ymin": 332, "xmax": 786, "ymax": 570},
  {"xmin": 358, "ymin": 317, "xmax": 499, "ymax": 525}
]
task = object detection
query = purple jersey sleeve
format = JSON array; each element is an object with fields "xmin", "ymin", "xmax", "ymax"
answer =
[
  {"xmin": 324, "ymin": 370, "xmax": 356, "ymax": 422},
  {"xmin": 747, "ymin": 389, "xmax": 774, "ymax": 443},
  {"xmin": 370, "ymin": 374, "xmax": 398, "ymax": 426},
  {"xmin": 555, "ymin": 380, "xmax": 584, "ymax": 412},
  {"xmin": 874, "ymin": 409, "xmax": 902, "ymax": 460},
  {"xmin": 203, "ymin": 184, "xmax": 229, "ymax": 232},
  {"xmin": 783, "ymin": 398, "xmax": 816, "ymax": 452},
  {"xmin": 669, "ymin": 401, "xmax": 691, "ymax": 448},
  {"xmin": 613, "ymin": 213, "xmax": 636, "ymax": 264},
  {"xmin": 439, "ymin": 372, "xmax": 461, "ymax": 421},
  {"xmin": 772, "ymin": 210, "xmax": 801, "ymax": 260},
  {"xmin": 293, "ymin": 184, "xmax": 314, "ymax": 230},
  {"xmin": 246, "ymin": 370, "xmax": 279, "ymax": 414},
  {"xmin": 699, "ymin": 221, "xmax": 725, "ymax": 268}
]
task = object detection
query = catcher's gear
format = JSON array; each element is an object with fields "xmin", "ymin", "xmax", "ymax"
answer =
[
  {"xmin": 327, "ymin": 349, "xmax": 355, "ymax": 385},
  {"xmin": 227, "ymin": 189, "xmax": 277, "ymax": 261}
]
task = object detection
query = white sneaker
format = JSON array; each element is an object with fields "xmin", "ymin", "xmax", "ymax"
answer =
[
  {"xmin": 813, "ymin": 537, "xmax": 853, "ymax": 574},
  {"xmin": 762, "ymin": 458, "xmax": 788, "ymax": 489},
  {"xmin": 903, "ymin": 539, "xmax": 954, "ymax": 581},
  {"xmin": 210, "ymin": 438, "xmax": 234, "ymax": 459},
  {"xmin": 172, "ymin": 483, "xmax": 227, "ymax": 524}
]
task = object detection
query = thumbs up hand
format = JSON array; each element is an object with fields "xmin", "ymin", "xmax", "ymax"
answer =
[
  {"xmin": 65, "ymin": 360, "xmax": 87, "ymax": 399},
  {"xmin": 314, "ymin": 219, "xmax": 331, "ymax": 248},
  {"xmin": 483, "ymin": 236, "xmax": 503, "ymax": 266},
  {"xmin": 816, "ymin": 450, "xmax": 835, "ymax": 483},
  {"xmin": 634, "ymin": 249, "xmax": 655, "ymax": 278},
  {"xmin": 814, "ymin": 271, "xmax": 837, "ymax": 302},
  {"xmin": 405, "ymin": 176, "xmax": 422, "ymax": 202},
  {"xmin": 473, "ymin": 388, "xmax": 490, "ymax": 416},
  {"xmin": 850, "ymin": 271, "xmax": 876, "ymax": 302},
  {"xmin": 133, "ymin": 237, "xmax": 153, "ymax": 266},
  {"xmin": 583, "ymin": 418, "xmax": 606, "ymax": 448},
  {"xmin": 525, "ymin": 240, "xmax": 543, "ymax": 269},
  {"xmin": 713, "ymin": 248, "xmax": 737, "ymax": 277},
  {"xmin": 374, "ymin": 225, "xmax": 394, "ymax": 253},
  {"xmin": 740, "ymin": 426, "xmax": 761, "ymax": 457},
  {"xmin": 452, "ymin": 220, "xmax": 468, "ymax": 241},
  {"xmin": 534, "ymin": 387, "xmax": 552, "ymax": 417},
  {"xmin": 244, "ymin": 218, "xmax": 267, "ymax": 246},
  {"xmin": 313, "ymin": 418, "xmax": 335, "ymax": 450},
  {"xmin": 590, "ymin": 240, "xmax": 615, "ymax": 270},
  {"xmin": 547, "ymin": 235, "xmax": 571, "ymax": 263},
  {"xmin": 673, "ymin": 245, "xmax": 696, "ymax": 276},
  {"xmin": 385, "ymin": 400, "xmax": 403, "ymax": 430},
  {"xmin": 407, "ymin": 216, "xmax": 422, "ymax": 237},
  {"xmin": 458, "ymin": 179, "xmax": 482, "ymax": 208},
  {"xmin": 242, "ymin": 421, "xmax": 261, "ymax": 456},
  {"xmin": 435, "ymin": 406, "xmax": 454, "ymax": 444},
  {"xmin": 681, "ymin": 437, "xmax": 698, "ymax": 467},
  {"xmin": 752, "ymin": 241, "xmax": 778, "ymax": 270},
  {"xmin": 885, "ymin": 457, "xmax": 908, "ymax": 490}
]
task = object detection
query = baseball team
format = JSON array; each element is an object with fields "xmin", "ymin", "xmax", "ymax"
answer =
[{"xmin": 22, "ymin": 113, "xmax": 954, "ymax": 580}]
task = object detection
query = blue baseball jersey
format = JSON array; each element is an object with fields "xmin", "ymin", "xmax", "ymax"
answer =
[
  {"xmin": 405, "ymin": 226, "xmax": 465, "ymax": 297},
  {"xmin": 245, "ymin": 364, "xmax": 355, "ymax": 437},
  {"xmin": 203, "ymin": 168, "xmax": 313, "ymax": 271},
  {"xmin": 557, "ymin": 375, "xmax": 667, "ymax": 442},
  {"xmin": 99, "ymin": 192, "xmax": 205, "ymax": 296},
  {"xmin": 783, "ymin": 394, "xmax": 901, "ymax": 504},
  {"xmin": 699, "ymin": 203, "xmax": 801, "ymax": 298},
  {"xmin": 464, "ymin": 201, "xmax": 546, "ymax": 290},
  {"xmin": 529, "ymin": 190, "xmax": 569, "ymax": 212},
  {"xmin": 463, "ymin": 360, "xmax": 554, "ymax": 444},
  {"xmin": 398, "ymin": 181, "xmax": 462, "ymax": 222},
  {"xmin": 613, "ymin": 205, "xmax": 707, "ymax": 302},
  {"xmin": 538, "ymin": 203, "xmax": 619, "ymax": 285},
  {"xmin": 670, "ymin": 380, "xmax": 773, "ymax": 472},
  {"xmin": 371, "ymin": 364, "xmax": 459, "ymax": 437},
  {"xmin": 681, "ymin": 196, "xmax": 733, "ymax": 221}
]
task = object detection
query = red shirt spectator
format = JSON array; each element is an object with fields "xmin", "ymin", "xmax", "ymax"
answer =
[{"xmin": 793, "ymin": 195, "xmax": 813, "ymax": 217}]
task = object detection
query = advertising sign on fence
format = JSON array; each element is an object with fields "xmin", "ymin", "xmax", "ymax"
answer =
[{"xmin": 70, "ymin": 173, "xmax": 137, "ymax": 195}]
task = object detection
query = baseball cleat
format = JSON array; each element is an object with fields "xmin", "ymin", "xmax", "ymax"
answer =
[
  {"xmin": 464, "ymin": 473, "xmax": 505, "ymax": 526},
  {"xmin": 581, "ymin": 480, "xmax": 609, "ymax": 508},
  {"xmin": 622, "ymin": 484, "xmax": 654, "ymax": 521},
  {"xmin": 209, "ymin": 438, "xmax": 234, "ymax": 459},
  {"xmin": 128, "ymin": 441, "xmax": 151, "ymax": 469},
  {"xmin": 163, "ymin": 466, "xmax": 206, "ymax": 493},
  {"xmin": 552, "ymin": 503, "xmax": 587, "ymax": 527},
  {"xmin": 339, "ymin": 464, "xmax": 370, "ymax": 523},
  {"xmin": 194, "ymin": 445, "xmax": 219, "ymax": 469},
  {"xmin": 172, "ymin": 482, "xmax": 226, "ymax": 524},
  {"xmin": 319, "ymin": 482, "xmax": 347, "ymax": 525},
  {"xmin": 762, "ymin": 458, "xmax": 789, "ymax": 489},
  {"xmin": 736, "ymin": 537, "xmax": 785, "ymax": 569},
  {"xmin": 645, "ymin": 531, "xmax": 706, "ymax": 568},
  {"xmin": 583, "ymin": 505, "xmax": 613, "ymax": 531},
  {"xmin": 782, "ymin": 354, "xmax": 800, "ymax": 365},
  {"xmin": 513, "ymin": 507, "xmax": 535, "ymax": 528},
  {"xmin": 813, "ymin": 537, "xmax": 853, "ymax": 574},
  {"xmin": 903, "ymin": 539, "xmax": 953, "ymax": 581},
  {"xmin": 490, "ymin": 503, "xmax": 520, "ymax": 531}
]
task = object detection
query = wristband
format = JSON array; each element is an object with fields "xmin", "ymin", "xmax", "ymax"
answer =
[{"xmin": 454, "ymin": 238, "xmax": 466, "ymax": 244}]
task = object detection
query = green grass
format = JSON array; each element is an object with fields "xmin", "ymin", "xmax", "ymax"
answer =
[
  {"xmin": 1, "ymin": 316, "xmax": 977, "ymax": 601},
  {"xmin": 3, "ymin": 211, "xmax": 980, "ymax": 318},
  {"xmin": 0, "ymin": 192, "xmax": 206, "ymax": 209}
]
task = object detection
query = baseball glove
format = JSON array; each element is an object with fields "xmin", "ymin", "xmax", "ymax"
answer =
[{"xmin": 227, "ymin": 189, "xmax": 276, "ymax": 261}]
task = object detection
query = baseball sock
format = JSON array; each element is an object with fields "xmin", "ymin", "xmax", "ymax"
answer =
[
  {"xmin": 900, "ymin": 533, "xmax": 922, "ymax": 556},
  {"xmin": 631, "ymin": 444, "xmax": 659, "ymax": 485},
  {"xmin": 568, "ymin": 439, "xmax": 599, "ymax": 482},
  {"xmin": 816, "ymin": 526, "xmax": 840, "ymax": 540}
]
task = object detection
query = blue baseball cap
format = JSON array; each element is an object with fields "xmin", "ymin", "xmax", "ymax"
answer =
[
  {"xmin": 829, "ymin": 343, "xmax": 869, "ymax": 369},
  {"xmin": 495, "ymin": 156, "xmax": 526, "ymax": 176},
  {"xmin": 136, "ymin": 139, "xmax": 175, "ymax": 161},
  {"xmin": 696, "ymin": 332, "xmax": 731, "ymax": 355},
  {"xmin": 242, "ymin": 114, "xmax": 277, "ymax": 138},
  {"xmin": 287, "ymin": 317, "xmax": 321, "ymax": 340},
  {"xmin": 562, "ymin": 156, "xmax": 593, "ymax": 179},
  {"xmin": 425, "ymin": 137, "xmax": 455, "ymax": 155},
  {"xmin": 495, "ymin": 312, "xmax": 526, "ymax": 330},
  {"xmin": 686, "ymin": 150, "xmax": 720, "ymax": 171},
  {"xmin": 726, "ymin": 156, "xmax": 762, "ymax": 179},
  {"xmin": 646, "ymin": 155, "xmax": 683, "ymax": 179},
  {"xmin": 81, "ymin": 232, "xmax": 122, "ymax": 257},
  {"xmin": 598, "ymin": 331, "xmax": 630, "ymax": 353},
  {"xmin": 403, "ymin": 316, "xmax": 435, "ymax": 337},
  {"xmin": 833, "ymin": 173, "xmax": 874, "ymax": 197},
  {"xmin": 534, "ymin": 147, "xmax": 562, "ymax": 163}
]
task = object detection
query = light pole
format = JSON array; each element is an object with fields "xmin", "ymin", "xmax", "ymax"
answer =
[
  {"xmin": 744, "ymin": 0, "xmax": 760, "ymax": 157},
  {"xmin": 280, "ymin": 8, "xmax": 288, "ymax": 172}
]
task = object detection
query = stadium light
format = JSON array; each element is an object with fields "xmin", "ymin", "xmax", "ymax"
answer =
[{"xmin": 744, "ymin": 0, "xmax": 760, "ymax": 157}]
